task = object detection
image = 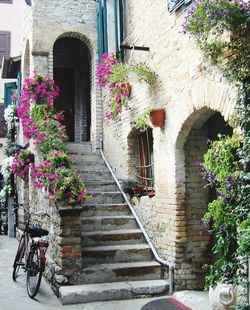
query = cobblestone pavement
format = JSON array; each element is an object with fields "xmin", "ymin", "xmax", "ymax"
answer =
[{"xmin": 0, "ymin": 235, "xmax": 211, "ymax": 310}]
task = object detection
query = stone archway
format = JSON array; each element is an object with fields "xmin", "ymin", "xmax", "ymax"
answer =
[
  {"xmin": 176, "ymin": 110, "xmax": 233, "ymax": 289},
  {"xmin": 53, "ymin": 34, "xmax": 91, "ymax": 142}
]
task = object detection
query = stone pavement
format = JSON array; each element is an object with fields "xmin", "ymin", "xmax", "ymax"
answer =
[{"xmin": 0, "ymin": 235, "xmax": 211, "ymax": 310}]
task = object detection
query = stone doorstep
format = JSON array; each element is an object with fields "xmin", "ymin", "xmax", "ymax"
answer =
[
  {"xmin": 81, "ymin": 261, "xmax": 162, "ymax": 284},
  {"xmin": 59, "ymin": 279, "xmax": 169, "ymax": 305}
]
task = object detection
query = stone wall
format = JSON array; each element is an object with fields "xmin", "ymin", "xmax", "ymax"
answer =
[
  {"xmin": 21, "ymin": 0, "xmax": 102, "ymax": 150},
  {"xmin": 102, "ymin": 0, "xmax": 237, "ymax": 289}
]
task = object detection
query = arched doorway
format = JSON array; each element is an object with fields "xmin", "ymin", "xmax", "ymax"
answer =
[
  {"xmin": 176, "ymin": 110, "xmax": 232, "ymax": 289},
  {"xmin": 53, "ymin": 36, "xmax": 91, "ymax": 142}
]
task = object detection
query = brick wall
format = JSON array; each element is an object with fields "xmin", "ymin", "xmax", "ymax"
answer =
[
  {"xmin": 102, "ymin": 0, "xmax": 237, "ymax": 289},
  {"xmin": 21, "ymin": 0, "xmax": 101, "ymax": 149}
]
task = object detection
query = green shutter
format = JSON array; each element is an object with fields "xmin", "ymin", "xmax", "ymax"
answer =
[
  {"xmin": 4, "ymin": 82, "xmax": 16, "ymax": 109},
  {"xmin": 103, "ymin": 0, "xmax": 108, "ymax": 53},
  {"xmin": 114, "ymin": 0, "xmax": 119, "ymax": 52},
  {"xmin": 97, "ymin": 0, "xmax": 108, "ymax": 62},
  {"xmin": 97, "ymin": 0, "xmax": 104, "ymax": 61}
]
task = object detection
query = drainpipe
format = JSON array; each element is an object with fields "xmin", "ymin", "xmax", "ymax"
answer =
[{"xmin": 100, "ymin": 139, "xmax": 175, "ymax": 294}]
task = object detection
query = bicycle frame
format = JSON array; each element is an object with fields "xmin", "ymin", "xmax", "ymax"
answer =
[{"xmin": 12, "ymin": 203, "xmax": 50, "ymax": 298}]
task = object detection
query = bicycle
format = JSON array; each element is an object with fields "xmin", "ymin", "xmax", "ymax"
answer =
[{"xmin": 12, "ymin": 203, "xmax": 50, "ymax": 298}]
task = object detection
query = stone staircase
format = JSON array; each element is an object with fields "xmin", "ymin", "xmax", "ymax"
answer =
[{"xmin": 59, "ymin": 143, "xmax": 169, "ymax": 304}]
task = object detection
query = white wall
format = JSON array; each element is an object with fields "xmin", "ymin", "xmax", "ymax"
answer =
[{"xmin": 0, "ymin": 0, "xmax": 23, "ymax": 104}]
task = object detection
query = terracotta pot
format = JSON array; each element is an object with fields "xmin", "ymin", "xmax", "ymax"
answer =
[{"xmin": 149, "ymin": 108, "xmax": 165, "ymax": 127}]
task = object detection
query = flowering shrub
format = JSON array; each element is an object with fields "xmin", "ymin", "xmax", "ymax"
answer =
[
  {"xmin": 49, "ymin": 169, "xmax": 89, "ymax": 205},
  {"xmin": 195, "ymin": 133, "xmax": 243, "ymax": 288},
  {"xmin": 97, "ymin": 53, "xmax": 157, "ymax": 121},
  {"xmin": 182, "ymin": 0, "xmax": 250, "ymax": 82},
  {"xmin": 18, "ymin": 74, "xmax": 60, "ymax": 139},
  {"xmin": 16, "ymin": 73, "xmax": 90, "ymax": 206},
  {"xmin": 11, "ymin": 150, "xmax": 34, "ymax": 181}
]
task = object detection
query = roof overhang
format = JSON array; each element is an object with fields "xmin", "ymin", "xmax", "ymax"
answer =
[{"xmin": 1, "ymin": 56, "xmax": 21, "ymax": 79}]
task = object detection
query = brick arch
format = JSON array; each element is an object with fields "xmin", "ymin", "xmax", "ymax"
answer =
[
  {"xmin": 169, "ymin": 80, "xmax": 236, "ymax": 289},
  {"xmin": 54, "ymin": 31, "xmax": 95, "ymax": 58}
]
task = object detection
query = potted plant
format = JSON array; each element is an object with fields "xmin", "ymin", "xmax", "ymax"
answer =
[
  {"xmin": 149, "ymin": 108, "xmax": 165, "ymax": 127},
  {"xmin": 130, "ymin": 107, "xmax": 153, "ymax": 131},
  {"xmin": 96, "ymin": 53, "xmax": 157, "ymax": 121},
  {"xmin": 11, "ymin": 150, "xmax": 34, "ymax": 182}
]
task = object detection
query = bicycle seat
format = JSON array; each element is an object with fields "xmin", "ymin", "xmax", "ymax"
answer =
[{"xmin": 28, "ymin": 226, "xmax": 49, "ymax": 237}]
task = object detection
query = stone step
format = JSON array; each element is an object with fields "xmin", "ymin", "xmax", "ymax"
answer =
[
  {"xmin": 86, "ymin": 181, "xmax": 118, "ymax": 192},
  {"xmin": 82, "ymin": 204, "xmax": 130, "ymax": 216},
  {"xmin": 80, "ymin": 171, "xmax": 113, "ymax": 182},
  {"xmin": 73, "ymin": 163, "xmax": 107, "ymax": 172},
  {"xmin": 81, "ymin": 261, "xmax": 162, "ymax": 284},
  {"xmin": 82, "ymin": 229, "xmax": 145, "ymax": 246},
  {"xmin": 85, "ymin": 192, "xmax": 125, "ymax": 204},
  {"xmin": 81, "ymin": 216, "xmax": 138, "ymax": 231},
  {"xmin": 66, "ymin": 142, "xmax": 92, "ymax": 153},
  {"xmin": 69, "ymin": 153, "xmax": 102, "ymax": 164},
  {"xmin": 83, "ymin": 244, "xmax": 152, "ymax": 264},
  {"xmin": 59, "ymin": 279, "xmax": 169, "ymax": 305}
]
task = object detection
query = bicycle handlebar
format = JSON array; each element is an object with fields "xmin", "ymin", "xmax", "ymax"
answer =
[{"xmin": 12, "ymin": 203, "xmax": 50, "ymax": 218}]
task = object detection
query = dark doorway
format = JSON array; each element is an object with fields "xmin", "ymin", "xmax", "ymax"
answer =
[
  {"xmin": 54, "ymin": 68, "xmax": 75, "ymax": 141},
  {"xmin": 183, "ymin": 111, "xmax": 233, "ymax": 289},
  {"xmin": 53, "ymin": 36, "xmax": 91, "ymax": 142}
]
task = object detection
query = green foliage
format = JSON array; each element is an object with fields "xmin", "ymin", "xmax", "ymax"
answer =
[
  {"xmin": 197, "ymin": 134, "xmax": 241, "ymax": 288},
  {"xmin": 132, "ymin": 62, "xmax": 157, "ymax": 86},
  {"xmin": 130, "ymin": 108, "xmax": 153, "ymax": 130},
  {"xmin": 183, "ymin": 0, "xmax": 250, "ymax": 84}
]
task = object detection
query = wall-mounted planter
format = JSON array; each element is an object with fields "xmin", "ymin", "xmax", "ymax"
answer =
[{"xmin": 149, "ymin": 108, "xmax": 165, "ymax": 127}]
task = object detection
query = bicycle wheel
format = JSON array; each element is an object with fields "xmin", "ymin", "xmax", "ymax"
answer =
[
  {"xmin": 12, "ymin": 236, "xmax": 26, "ymax": 281},
  {"xmin": 26, "ymin": 247, "xmax": 43, "ymax": 298}
]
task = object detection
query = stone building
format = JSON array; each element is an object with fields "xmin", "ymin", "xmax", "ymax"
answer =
[{"xmin": 17, "ymin": 0, "xmax": 237, "ymax": 303}]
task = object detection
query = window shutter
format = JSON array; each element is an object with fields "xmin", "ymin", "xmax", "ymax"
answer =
[
  {"xmin": 0, "ymin": 31, "xmax": 10, "ymax": 68},
  {"xmin": 97, "ymin": 0, "xmax": 108, "ymax": 62},
  {"xmin": 168, "ymin": 0, "xmax": 184, "ymax": 12},
  {"xmin": 97, "ymin": 0, "xmax": 104, "ymax": 61}
]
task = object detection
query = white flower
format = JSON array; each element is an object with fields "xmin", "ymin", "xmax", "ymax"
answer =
[
  {"xmin": 0, "ymin": 184, "xmax": 12, "ymax": 205},
  {"xmin": 1, "ymin": 156, "xmax": 14, "ymax": 180}
]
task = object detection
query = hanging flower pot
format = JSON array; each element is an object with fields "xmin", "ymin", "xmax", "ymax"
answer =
[
  {"xmin": 149, "ymin": 108, "xmax": 165, "ymax": 127},
  {"xmin": 121, "ymin": 82, "xmax": 132, "ymax": 97}
]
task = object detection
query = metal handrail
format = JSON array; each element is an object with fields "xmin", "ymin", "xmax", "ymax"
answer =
[{"xmin": 100, "ymin": 139, "xmax": 174, "ymax": 294}]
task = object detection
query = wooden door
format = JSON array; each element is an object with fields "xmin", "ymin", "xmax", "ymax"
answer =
[{"xmin": 53, "ymin": 68, "xmax": 75, "ymax": 141}]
